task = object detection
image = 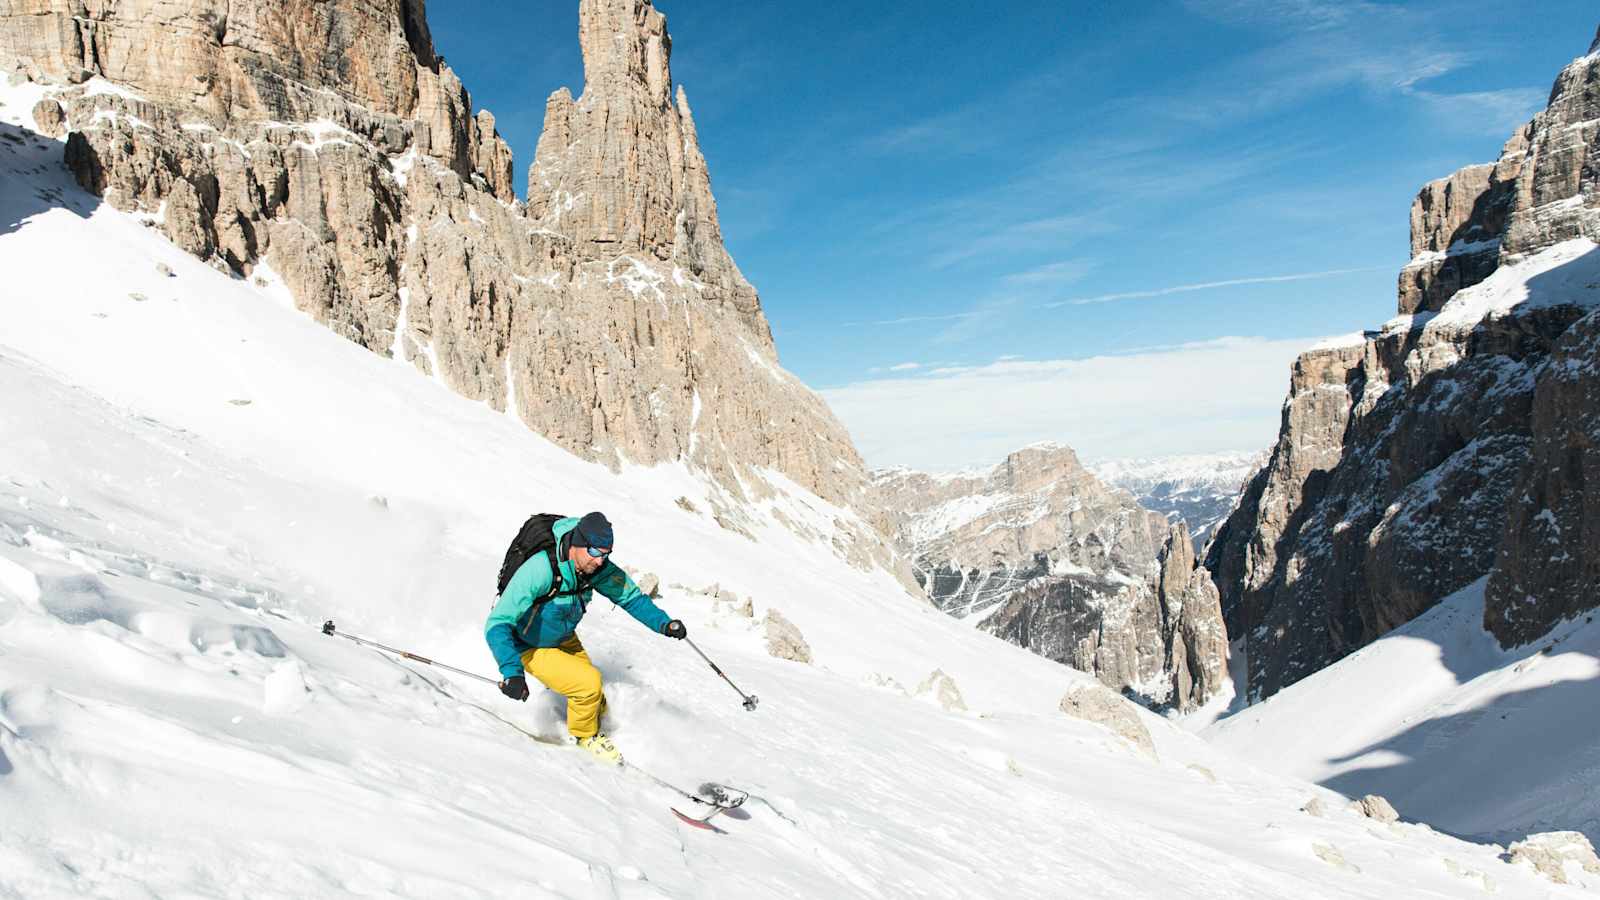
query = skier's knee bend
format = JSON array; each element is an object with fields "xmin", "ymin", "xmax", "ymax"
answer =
[{"xmin": 572, "ymin": 669, "xmax": 603, "ymax": 701}]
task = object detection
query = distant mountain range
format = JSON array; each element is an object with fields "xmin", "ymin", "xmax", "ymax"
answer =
[{"xmin": 1090, "ymin": 452, "xmax": 1267, "ymax": 552}]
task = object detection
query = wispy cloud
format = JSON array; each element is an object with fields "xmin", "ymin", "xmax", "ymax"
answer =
[
  {"xmin": 856, "ymin": 263, "xmax": 1386, "ymax": 331},
  {"xmin": 1407, "ymin": 86, "xmax": 1547, "ymax": 136},
  {"xmin": 888, "ymin": 362, "xmax": 922, "ymax": 371},
  {"xmin": 821, "ymin": 335, "xmax": 1324, "ymax": 469},
  {"xmin": 851, "ymin": 311, "xmax": 983, "ymax": 327},
  {"xmin": 1003, "ymin": 259, "xmax": 1096, "ymax": 286},
  {"xmin": 1170, "ymin": 0, "xmax": 1541, "ymax": 135},
  {"xmin": 1045, "ymin": 265, "xmax": 1391, "ymax": 307}
]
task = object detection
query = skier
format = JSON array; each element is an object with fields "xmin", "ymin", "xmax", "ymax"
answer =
[{"xmin": 485, "ymin": 511, "xmax": 686, "ymax": 764}]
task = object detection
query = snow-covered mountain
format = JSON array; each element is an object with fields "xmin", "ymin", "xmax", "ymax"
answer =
[
  {"xmin": 3, "ymin": 72, "xmax": 1592, "ymax": 897},
  {"xmin": 874, "ymin": 445, "xmax": 1230, "ymax": 713},
  {"xmin": 1090, "ymin": 452, "xmax": 1266, "ymax": 551}
]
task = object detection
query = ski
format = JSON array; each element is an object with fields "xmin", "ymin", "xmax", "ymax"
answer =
[
  {"xmin": 623, "ymin": 764, "xmax": 749, "ymax": 831},
  {"xmin": 671, "ymin": 805, "xmax": 728, "ymax": 832}
]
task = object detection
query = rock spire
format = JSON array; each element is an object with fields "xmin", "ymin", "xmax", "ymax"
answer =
[{"xmin": 0, "ymin": 0, "xmax": 905, "ymax": 577}]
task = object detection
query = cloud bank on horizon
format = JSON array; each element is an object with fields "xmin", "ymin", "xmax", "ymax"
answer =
[{"xmin": 822, "ymin": 335, "xmax": 1318, "ymax": 472}]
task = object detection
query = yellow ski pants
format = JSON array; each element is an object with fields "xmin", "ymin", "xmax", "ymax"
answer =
[{"xmin": 520, "ymin": 636, "xmax": 606, "ymax": 739}]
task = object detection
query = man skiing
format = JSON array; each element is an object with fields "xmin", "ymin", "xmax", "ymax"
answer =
[{"xmin": 485, "ymin": 511, "xmax": 686, "ymax": 764}]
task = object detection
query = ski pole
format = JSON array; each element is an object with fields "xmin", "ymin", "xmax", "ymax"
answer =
[
  {"xmin": 684, "ymin": 637, "xmax": 759, "ymax": 711},
  {"xmin": 320, "ymin": 620, "xmax": 500, "ymax": 686}
]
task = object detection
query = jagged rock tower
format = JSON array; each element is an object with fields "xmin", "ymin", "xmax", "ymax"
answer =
[
  {"xmin": 1, "ymin": 0, "xmax": 898, "ymax": 570},
  {"xmin": 1205, "ymin": 25, "xmax": 1600, "ymax": 701}
]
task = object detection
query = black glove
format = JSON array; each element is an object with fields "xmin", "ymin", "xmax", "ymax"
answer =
[
  {"xmin": 499, "ymin": 675, "xmax": 529, "ymax": 701},
  {"xmin": 663, "ymin": 619, "xmax": 687, "ymax": 640}
]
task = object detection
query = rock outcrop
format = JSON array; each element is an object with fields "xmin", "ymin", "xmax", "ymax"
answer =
[
  {"xmin": 1507, "ymin": 831, "xmax": 1600, "ymax": 885},
  {"xmin": 874, "ymin": 445, "xmax": 1228, "ymax": 711},
  {"xmin": 1058, "ymin": 682, "xmax": 1158, "ymax": 760},
  {"xmin": 1352, "ymin": 795, "xmax": 1400, "ymax": 825},
  {"xmin": 0, "ymin": 0, "xmax": 900, "ymax": 574},
  {"xmin": 762, "ymin": 608, "xmax": 811, "ymax": 664},
  {"xmin": 913, "ymin": 668, "xmax": 966, "ymax": 712},
  {"xmin": 1206, "ymin": 27, "xmax": 1600, "ymax": 701}
]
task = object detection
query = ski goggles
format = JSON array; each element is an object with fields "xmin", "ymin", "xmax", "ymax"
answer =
[{"xmin": 585, "ymin": 546, "xmax": 612, "ymax": 559}]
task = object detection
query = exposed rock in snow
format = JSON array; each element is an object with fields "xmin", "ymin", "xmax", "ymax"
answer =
[
  {"xmin": 913, "ymin": 668, "xmax": 966, "ymax": 712},
  {"xmin": 715, "ymin": 591, "xmax": 753, "ymax": 618},
  {"xmin": 29, "ymin": 97, "xmax": 62, "ymax": 137},
  {"xmin": 1312, "ymin": 843, "xmax": 1360, "ymax": 874},
  {"xmin": 866, "ymin": 673, "xmax": 908, "ymax": 695},
  {"xmin": 876, "ymin": 445, "xmax": 1228, "ymax": 711},
  {"xmin": 1300, "ymin": 797, "xmax": 1329, "ymax": 818},
  {"xmin": 762, "ymin": 608, "xmax": 811, "ymax": 663},
  {"xmin": 631, "ymin": 570, "xmax": 660, "ymax": 598},
  {"xmin": 1352, "ymin": 795, "xmax": 1400, "ymax": 824},
  {"xmin": 1506, "ymin": 831, "xmax": 1600, "ymax": 885},
  {"xmin": 1058, "ymin": 682, "xmax": 1157, "ymax": 761}
]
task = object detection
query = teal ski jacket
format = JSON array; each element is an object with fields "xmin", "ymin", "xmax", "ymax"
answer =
[{"xmin": 484, "ymin": 516, "xmax": 671, "ymax": 678}]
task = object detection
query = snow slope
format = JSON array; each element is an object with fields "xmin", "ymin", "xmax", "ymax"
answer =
[
  {"xmin": 1, "ymin": 79, "xmax": 1592, "ymax": 897},
  {"xmin": 1207, "ymin": 578, "xmax": 1600, "ymax": 848}
]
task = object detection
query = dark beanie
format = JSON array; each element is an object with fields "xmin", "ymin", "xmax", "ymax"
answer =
[{"xmin": 575, "ymin": 511, "xmax": 613, "ymax": 548}]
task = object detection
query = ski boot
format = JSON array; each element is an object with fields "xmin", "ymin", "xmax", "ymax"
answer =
[{"xmin": 576, "ymin": 733, "xmax": 623, "ymax": 765}]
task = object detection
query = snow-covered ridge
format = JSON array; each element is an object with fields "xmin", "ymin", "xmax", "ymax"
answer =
[
  {"xmin": 1091, "ymin": 451, "xmax": 1267, "ymax": 549},
  {"xmin": 1088, "ymin": 451, "xmax": 1266, "ymax": 490}
]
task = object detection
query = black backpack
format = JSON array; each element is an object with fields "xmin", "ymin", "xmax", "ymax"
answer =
[{"xmin": 495, "ymin": 513, "xmax": 593, "ymax": 600}]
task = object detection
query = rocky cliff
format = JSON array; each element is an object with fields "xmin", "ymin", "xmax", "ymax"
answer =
[
  {"xmin": 1, "ymin": 0, "xmax": 897, "ymax": 569},
  {"xmin": 874, "ymin": 445, "xmax": 1228, "ymax": 711},
  {"xmin": 1206, "ymin": 26, "xmax": 1600, "ymax": 701}
]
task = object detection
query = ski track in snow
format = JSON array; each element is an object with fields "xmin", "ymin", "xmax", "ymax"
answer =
[{"xmin": 0, "ymin": 77, "xmax": 1593, "ymax": 898}]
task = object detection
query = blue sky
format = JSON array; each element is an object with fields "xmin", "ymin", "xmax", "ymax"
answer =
[{"xmin": 427, "ymin": 1, "xmax": 1599, "ymax": 469}]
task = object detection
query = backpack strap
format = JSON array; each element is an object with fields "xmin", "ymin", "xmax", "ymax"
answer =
[{"xmin": 542, "ymin": 543, "xmax": 593, "ymax": 605}]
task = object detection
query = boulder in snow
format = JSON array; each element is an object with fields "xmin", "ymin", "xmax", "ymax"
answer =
[
  {"xmin": 1349, "ymin": 794, "xmax": 1400, "ymax": 824},
  {"xmin": 714, "ymin": 590, "xmax": 753, "ymax": 618},
  {"xmin": 763, "ymin": 608, "xmax": 811, "ymax": 664},
  {"xmin": 1301, "ymin": 797, "xmax": 1328, "ymax": 818},
  {"xmin": 1058, "ymin": 682, "xmax": 1157, "ymax": 761},
  {"xmin": 30, "ymin": 98, "xmax": 64, "ymax": 138},
  {"xmin": 1505, "ymin": 831, "xmax": 1600, "ymax": 885},
  {"xmin": 914, "ymin": 668, "xmax": 967, "ymax": 712}
]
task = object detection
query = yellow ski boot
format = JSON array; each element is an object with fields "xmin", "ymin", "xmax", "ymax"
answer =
[{"xmin": 576, "ymin": 733, "xmax": 623, "ymax": 765}]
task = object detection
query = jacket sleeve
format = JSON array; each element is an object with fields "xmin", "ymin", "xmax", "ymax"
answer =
[
  {"xmin": 591, "ymin": 563, "xmax": 671, "ymax": 634},
  {"xmin": 484, "ymin": 557, "xmax": 554, "ymax": 678}
]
